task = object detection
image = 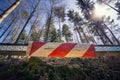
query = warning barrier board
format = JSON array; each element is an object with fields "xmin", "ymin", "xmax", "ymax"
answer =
[
  {"xmin": 0, "ymin": 43, "xmax": 120, "ymax": 57},
  {"xmin": 28, "ymin": 42, "xmax": 96, "ymax": 58}
]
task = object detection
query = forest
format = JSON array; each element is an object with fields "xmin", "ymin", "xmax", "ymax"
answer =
[
  {"xmin": 0, "ymin": 0, "xmax": 120, "ymax": 45},
  {"xmin": 0, "ymin": 0, "xmax": 120, "ymax": 80}
]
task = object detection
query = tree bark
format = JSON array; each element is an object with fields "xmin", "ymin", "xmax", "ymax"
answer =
[
  {"xmin": 75, "ymin": 26, "xmax": 84, "ymax": 43},
  {"xmin": 0, "ymin": 17, "xmax": 10, "ymax": 29},
  {"xmin": 75, "ymin": 31, "xmax": 80, "ymax": 43},
  {"xmin": 2, "ymin": 20, "xmax": 18, "ymax": 43},
  {"xmin": 65, "ymin": 36, "xmax": 68, "ymax": 42},
  {"xmin": 15, "ymin": 0, "xmax": 40, "ymax": 43},
  {"xmin": 27, "ymin": 16, "xmax": 38, "ymax": 41},
  {"xmin": 86, "ymin": 27, "xmax": 97, "ymax": 44},
  {"xmin": 99, "ymin": 26, "xmax": 114, "ymax": 45},
  {"xmin": 104, "ymin": 2, "xmax": 120, "ymax": 14},
  {"xmin": 0, "ymin": 16, "xmax": 16, "ymax": 38},
  {"xmin": 94, "ymin": 21, "xmax": 114, "ymax": 45},
  {"xmin": 58, "ymin": 17, "xmax": 62, "ymax": 42},
  {"xmin": 103, "ymin": 23, "xmax": 120, "ymax": 45},
  {"xmin": 0, "ymin": 0, "xmax": 21, "ymax": 23},
  {"xmin": 11, "ymin": 25, "xmax": 21, "ymax": 42},
  {"xmin": 45, "ymin": 7, "xmax": 53, "ymax": 42},
  {"xmin": 38, "ymin": 25, "xmax": 45, "ymax": 41},
  {"xmin": 94, "ymin": 26, "xmax": 106, "ymax": 45},
  {"xmin": 81, "ymin": 28, "xmax": 89, "ymax": 43}
]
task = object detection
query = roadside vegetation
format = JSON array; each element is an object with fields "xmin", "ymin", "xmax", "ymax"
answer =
[{"xmin": 0, "ymin": 57, "xmax": 119, "ymax": 80}]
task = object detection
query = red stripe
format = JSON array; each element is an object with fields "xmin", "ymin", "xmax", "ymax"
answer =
[
  {"xmin": 30, "ymin": 42, "xmax": 46, "ymax": 55},
  {"xmin": 82, "ymin": 44, "xmax": 96, "ymax": 58},
  {"xmin": 48, "ymin": 43, "xmax": 77, "ymax": 57}
]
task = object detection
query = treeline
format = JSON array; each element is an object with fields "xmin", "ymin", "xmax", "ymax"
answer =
[{"xmin": 0, "ymin": 0, "xmax": 120, "ymax": 45}]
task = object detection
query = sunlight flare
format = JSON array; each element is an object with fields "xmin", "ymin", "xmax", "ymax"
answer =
[{"xmin": 92, "ymin": 3, "xmax": 110, "ymax": 19}]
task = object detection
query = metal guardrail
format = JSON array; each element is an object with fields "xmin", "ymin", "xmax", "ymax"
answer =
[
  {"xmin": 94, "ymin": 45, "xmax": 120, "ymax": 56},
  {"xmin": 94, "ymin": 45, "xmax": 120, "ymax": 52},
  {"xmin": 0, "ymin": 44, "xmax": 27, "ymax": 55},
  {"xmin": 0, "ymin": 45, "xmax": 27, "ymax": 51},
  {"xmin": 0, "ymin": 44, "xmax": 120, "ymax": 56},
  {"xmin": 0, "ymin": 43, "xmax": 28, "ymax": 51}
]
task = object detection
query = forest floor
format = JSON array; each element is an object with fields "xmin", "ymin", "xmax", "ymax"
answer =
[{"xmin": 0, "ymin": 56, "xmax": 120, "ymax": 80}]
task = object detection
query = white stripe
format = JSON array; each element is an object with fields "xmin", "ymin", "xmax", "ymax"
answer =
[
  {"xmin": 31, "ymin": 43, "xmax": 61, "ymax": 57},
  {"xmin": 66, "ymin": 44, "xmax": 90, "ymax": 57}
]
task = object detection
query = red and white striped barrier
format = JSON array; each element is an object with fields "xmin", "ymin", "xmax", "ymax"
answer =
[{"xmin": 27, "ymin": 42, "xmax": 96, "ymax": 58}]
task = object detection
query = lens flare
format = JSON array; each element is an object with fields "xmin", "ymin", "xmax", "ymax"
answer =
[{"xmin": 92, "ymin": 3, "xmax": 110, "ymax": 19}]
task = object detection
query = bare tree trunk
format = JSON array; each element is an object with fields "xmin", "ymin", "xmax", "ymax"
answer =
[
  {"xmin": 45, "ymin": 0, "xmax": 56, "ymax": 42},
  {"xmin": 36, "ymin": 29, "xmax": 41, "ymax": 41},
  {"xmin": 94, "ymin": 27, "xmax": 106, "ymax": 45},
  {"xmin": 86, "ymin": 27, "xmax": 97, "ymax": 44},
  {"xmin": 38, "ymin": 25, "xmax": 45, "ymax": 41},
  {"xmin": 11, "ymin": 23, "xmax": 22, "ymax": 43},
  {"xmin": 27, "ymin": 16, "xmax": 38, "ymax": 41},
  {"xmin": 65, "ymin": 36, "xmax": 68, "ymax": 42},
  {"xmin": 2, "ymin": 22, "xmax": 16, "ymax": 43},
  {"xmin": 0, "ymin": 16, "xmax": 16, "ymax": 38},
  {"xmin": 58, "ymin": 18, "xmax": 61, "ymax": 42},
  {"xmin": 15, "ymin": 0, "xmax": 40, "ymax": 43},
  {"xmin": 75, "ymin": 31, "xmax": 80, "ymax": 43},
  {"xmin": 81, "ymin": 28, "xmax": 89, "ymax": 43},
  {"xmin": 104, "ymin": 2, "xmax": 120, "ymax": 14},
  {"xmin": 45, "ymin": 8, "xmax": 53, "ymax": 42},
  {"xmin": 99, "ymin": 26, "xmax": 114, "ymax": 45},
  {"xmin": 0, "ymin": 0, "xmax": 21, "ymax": 23},
  {"xmin": 11, "ymin": 25, "xmax": 21, "ymax": 42},
  {"xmin": 75, "ymin": 26, "xmax": 84, "ymax": 43},
  {"xmin": 94, "ymin": 21, "xmax": 114, "ymax": 45},
  {"xmin": 2, "ymin": 19, "xmax": 18, "ymax": 43},
  {"xmin": 103, "ymin": 23, "xmax": 120, "ymax": 45},
  {"xmin": 0, "ymin": 17, "xmax": 11, "ymax": 29},
  {"xmin": 92, "ymin": 36, "xmax": 97, "ymax": 45}
]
